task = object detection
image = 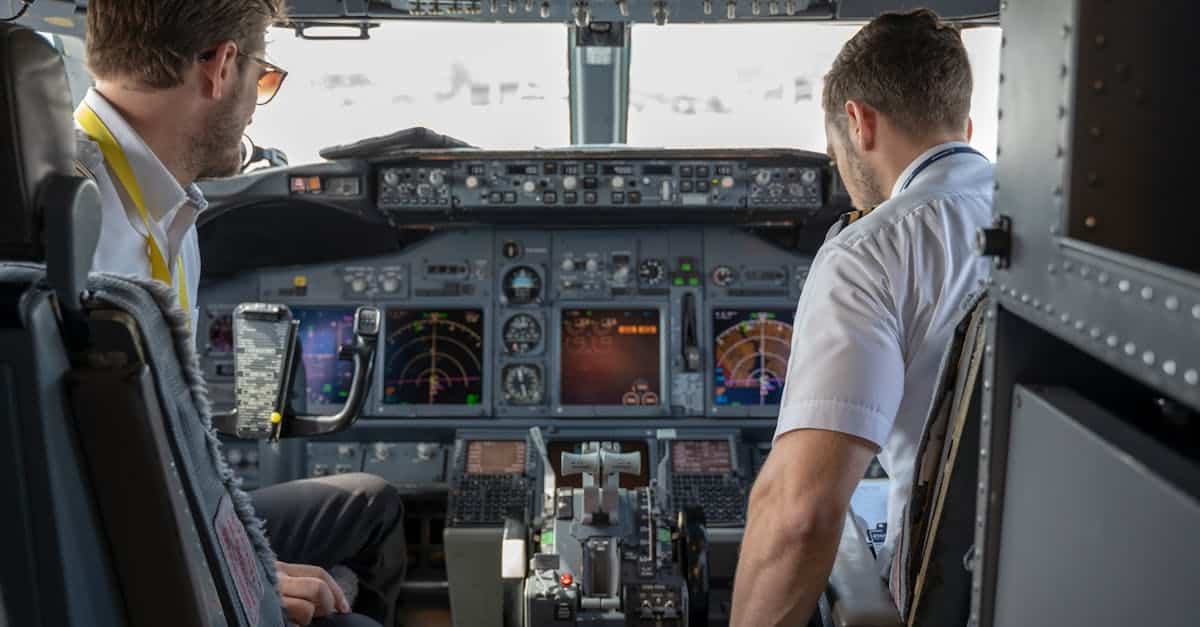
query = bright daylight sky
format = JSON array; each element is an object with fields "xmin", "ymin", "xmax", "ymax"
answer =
[{"xmin": 239, "ymin": 22, "xmax": 1000, "ymax": 166}]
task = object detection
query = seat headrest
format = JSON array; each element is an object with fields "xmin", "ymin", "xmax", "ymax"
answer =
[{"xmin": 0, "ymin": 24, "xmax": 76, "ymax": 261}]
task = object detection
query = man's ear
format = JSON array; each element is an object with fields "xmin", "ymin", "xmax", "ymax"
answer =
[
  {"xmin": 844, "ymin": 100, "xmax": 877, "ymax": 153},
  {"xmin": 196, "ymin": 40, "xmax": 238, "ymax": 100}
]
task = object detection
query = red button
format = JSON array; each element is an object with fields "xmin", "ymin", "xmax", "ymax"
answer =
[{"xmin": 560, "ymin": 573, "xmax": 573, "ymax": 587}]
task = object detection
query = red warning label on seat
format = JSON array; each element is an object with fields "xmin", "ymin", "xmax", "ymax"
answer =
[{"xmin": 215, "ymin": 494, "xmax": 264, "ymax": 627}]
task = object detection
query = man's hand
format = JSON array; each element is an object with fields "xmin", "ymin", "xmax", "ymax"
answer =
[
  {"xmin": 276, "ymin": 561, "xmax": 352, "ymax": 626},
  {"xmin": 730, "ymin": 428, "xmax": 876, "ymax": 627}
]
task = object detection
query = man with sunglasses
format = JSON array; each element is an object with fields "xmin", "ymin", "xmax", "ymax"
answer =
[{"xmin": 77, "ymin": 2, "xmax": 406, "ymax": 626}]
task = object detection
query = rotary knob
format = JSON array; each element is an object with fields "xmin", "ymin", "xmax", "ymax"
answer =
[
  {"xmin": 801, "ymin": 168, "xmax": 818, "ymax": 184},
  {"xmin": 523, "ymin": 180, "xmax": 537, "ymax": 194},
  {"xmin": 417, "ymin": 443, "xmax": 436, "ymax": 461},
  {"xmin": 383, "ymin": 170, "xmax": 400, "ymax": 186},
  {"xmin": 755, "ymin": 170, "xmax": 771, "ymax": 185},
  {"xmin": 373, "ymin": 443, "xmax": 391, "ymax": 462},
  {"xmin": 350, "ymin": 277, "xmax": 367, "ymax": 293},
  {"xmin": 611, "ymin": 175, "xmax": 625, "ymax": 189},
  {"xmin": 382, "ymin": 277, "xmax": 400, "ymax": 293},
  {"xmin": 613, "ymin": 266, "xmax": 631, "ymax": 284},
  {"xmin": 465, "ymin": 175, "xmax": 480, "ymax": 189},
  {"xmin": 561, "ymin": 258, "xmax": 576, "ymax": 272},
  {"xmin": 429, "ymin": 170, "xmax": 445, "ymax": 186},
  {"xmin": 563, "ymin": 175, "xmax": 578, "ymax": 191},
  {"xmin": 585, "ymin": 258, "xmax": 600, "ymax": 273}
]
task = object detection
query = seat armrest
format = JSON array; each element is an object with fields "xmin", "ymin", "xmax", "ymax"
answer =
[{"xmin": 827, "ymin": 515, "xmax": 902, "ymax": 627}]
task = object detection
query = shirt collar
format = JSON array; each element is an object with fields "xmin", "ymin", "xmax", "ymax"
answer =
[
  {"xmin": 889, "ymin": 140, "xmax": 975, "ymax": 199},
  {"xmin": 82, "ymin": 88, "xmax": 208, "ymax": 220}
]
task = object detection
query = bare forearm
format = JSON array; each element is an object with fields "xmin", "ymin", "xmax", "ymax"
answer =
[{"xmin": 731, "ymin": 506, "xmax": 842, "ymax": 627}]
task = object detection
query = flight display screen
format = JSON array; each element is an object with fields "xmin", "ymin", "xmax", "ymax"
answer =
[
  {"xmin": 466, "ymin": 440, "xmax": 527, "ymax": 475},
  {"xmin": 672, "ymin": 440, "xmax": 733, "ymax": 475},
  {"xmin": 292, "ymin": 307, "xmax": 357, "ymax": 405},
  {"xmin": 548, "ymin": 440, "xmax": 651, "ymax": 489},
  {"xmin": 383, "ymin": 309, "xmax": 485, "ymax": 405},
  {"xmin": 712, "ymin": 308, "xmax": 795, "ymax": 407},
  {"xmin": 560, "ymin": 308, "xmax": 661, "ymax": 406}
]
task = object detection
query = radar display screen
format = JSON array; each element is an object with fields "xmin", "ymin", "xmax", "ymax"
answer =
[
  {"xmin": 383, "ymin": 309, "xmax": 485, "ymax": 406},
  {"xmin": 466, "ymin": 440, "xmax": 527, "ymax": 475},
  {"xmin": 560, "ymin": 308, "xmax": 661, "ymax": 406},
  {"xmin": 292, "ymin": 307, "xmax": 357, "ymax": 405},
  {"xmin": 672, "ymin": 441, "xmax": 733, "ymax": 475},
  {"xmin": 713, "ymin": 308, "xmax": 795, "ymax": 406}
]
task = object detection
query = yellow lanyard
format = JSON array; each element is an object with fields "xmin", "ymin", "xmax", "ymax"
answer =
[{"xmin": 74, "ymin": 103, "xmax": 190, "ymax": 316}]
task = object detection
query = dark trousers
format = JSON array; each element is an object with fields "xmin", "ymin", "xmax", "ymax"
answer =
[{"xmin": 251, "ymin": 473, "xmax": 407, "ymax": 627}]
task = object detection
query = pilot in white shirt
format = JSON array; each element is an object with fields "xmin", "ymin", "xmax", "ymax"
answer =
[
  {"xmin": 731, "ymin": 10, "xmax": 992, "ymax": 625},
  {"xmin": 776, "ymin": 141, "xmax": 993, "ymax": 567},
  {"xmin": 75, "ymin": 87, "xmax": 206, "ymax": 334}
]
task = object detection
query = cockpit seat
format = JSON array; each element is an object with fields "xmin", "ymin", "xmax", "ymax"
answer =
[
  {"xmin": 0, "ymin": 22, "xmax": 286, "ymax": 627},
  {"xmin": 826, "ymin": 295, "xmax": 988, "ymax": 627}
]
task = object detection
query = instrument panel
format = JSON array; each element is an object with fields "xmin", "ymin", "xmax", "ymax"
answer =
[{"xmin": 198, "ymin": 226, "xmax": 810, "ymax": 420}]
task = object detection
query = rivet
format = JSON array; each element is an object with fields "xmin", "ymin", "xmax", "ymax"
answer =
[
  {"xmin": 1192, "ymin": 304, "xmax": 1200, "ymax": 319},
  {"xmin": 1118, "ymin": 280, "xmax": 1131, "ymax": 292},
  {"xmin": 1061, "ymin": 313, "xmax": 1071, "ymax": 324},
  {"xmin": 986, "ymin": 310, "xmax": 995, "ymax": 320},
  {"xmin": 1165, "ymin": 296, "xmax": 1179, "ymax": 311},
  {"xmin": 1141, "ymin": 286, "xmax": 1154, "ymax": 301},
  {"xmin": 983, "ymin": 380, "xmax": 992, "ymax": 391},
  {"xmin": 1163, "ymin": 361, "xmax": 1177, "ymax": 376},
  {"xmin": 1124, "ymin": 342, "xmax": 1137, "ymax": 356},
  {"xmin": 1050, "ymin": 224, "xmax": 1062, "ymax": 236},
  {"xmin": 999, "ymin": 73, "xmax": 1005, "ymax": 84},
  {"xmin": 1063, "ymin": 261, "xmax": 1073, "ymax": 271},
  {"xmin": 1045, "ymin": 304, "xmax": 1055, "ymax": 314},
  {"xmin": 1084, "ymin": 215, "xmax": 1097, "ymax": 229},
  {"xmin": 1056, "ymin": 145, "xmax": 1065, "ymax": 158},
  {"xmin": 1048, "ymin": 263, "xmax": 1057, "ymax": 274},
  {"xmin": 1060, "ymin": 65, "xmax": 1069, "ymax": 79},
  {"xmin": 1062, "ymin": 24, "xmax": 1072, "ymax": 38},
  {"xmin": 1000, "ymin": 0, "xmax": 1007, "ymax": 10},
  {"xmin": 1032, "ymin": 299, "xmax": 1041, "ymax": 308},
  {"xmin": 986, "ymin": 345, "xmax": 994, "ymax": 355},
  {"xmin": 1089, "ymin": 126, "xmax": 1103, "ymax": 138},
  {"xmin": 1090, "ymin": 327, "xmax": 1102, "ymax": 340},
  {"xmin": 999, "ymin": 283, "xmax": 1007, "ymax": 292},
  {"xmin": 1074, "ymin": 320, "xmax": 1086, "ymax": 332},
  {"xmin": 1080, "ymin": 266, "xmax": 1091, "ymax": 278},
  {"xmin": 1095, "ymin": 34, "xmax": 1106, "ymax": 47},
  {"xmin": 1143, "ymin": 351, "xmax": 1156, "ymax": 366},
  {"xmin": 1106, "ymin": 335, "xmax": 1119, "ymax": 348},
  {"xmin": 980, "ymin": 448, "xmax": 988, "ymax": 460},
  {"xmin": 1009, "ymin": 288, "xmax": 1019, "ymax": 298},
  {"xmin": 1098, "ymin": 272, "xmax": 1110, "ymax": 285},
  {"xmin": 1021, "ymin": 293, "xmax": 1030, "ymax": 304},
  {"xmin": 1092, "ymin": 80, "xmax": 1105, "ymax": 94},
  {"xmin": 1185, "ymin": 370, "xmax": 1199, "ymax": 386},
  {"xmin": 1057, "ymin": 104, "xmax": 1067, "ymax": 119},
  {"xmin": 1053, "ymin": 184, "xmax": 1064, "ymax": 196},
  {"xmin": 1087, "ymin": 172, "xmax": 1100, "ymax": 187}
]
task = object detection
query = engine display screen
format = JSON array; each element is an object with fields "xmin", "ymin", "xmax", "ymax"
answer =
[
  {"xmin": 560, "ymin": 308, "xmax": 661, "ymax": 406},
  {"xmin": 466, "ymin": 440, "xmax": 527, "ymax": 475},
  {"xmin": 383, "ymin": 309, "xmax": 485, "ymax": 405},
  {"xmin": 293, "ymin": 307, "xmax": 358, "ymax": 405},
  {"xmin": 672, "ymin": 440, "xmax": 733, "ymax": 475},
  {"xmin": 548, "ymin": 440, "xmax": 651, "ymax": 489},
  {"xmin": 712, "ymin": 308, "xmax": 795, "ymax": 407}
]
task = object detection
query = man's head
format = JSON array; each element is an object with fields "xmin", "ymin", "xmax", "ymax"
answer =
[
  {"xmin": 86, "ymin": 0, "xmax": 286, "ymax": 180},
  {"xmin": 822, "ymin": 8, "xmax": 974, "ymax": 209}
]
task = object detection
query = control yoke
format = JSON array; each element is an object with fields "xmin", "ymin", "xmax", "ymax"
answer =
[{"xmin": 213, "ymin": 303, "xmax": 381, "ymax": 440}]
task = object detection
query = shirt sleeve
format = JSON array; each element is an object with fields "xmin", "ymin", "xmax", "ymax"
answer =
[{"xmin": 774, "ymin": 243, "xmax": 905, "ymax": 449}]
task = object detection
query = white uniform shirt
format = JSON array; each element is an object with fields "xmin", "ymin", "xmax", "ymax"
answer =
[
  {"xmin": 774, "ymin": 141, "xmax": 994, "ymax": 565},
  {"xmin": 75, "ymin": 88, "xmax": 207, "ymax": 335}
]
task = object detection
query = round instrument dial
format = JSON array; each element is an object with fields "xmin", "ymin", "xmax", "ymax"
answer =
[
  {"xmin": 638, "ymin": 259, "xmax": 666, "ymax": 286},
  {"xmin": 503, "ymin": 314, "xmax": 542, "ymax": 354},
  {"xmin": 502, "ymin": 266, "xmax": 542, "ymax": 305},
  {"xmin": 502, "ymin": 364, "xmax": 544, "ymax": 405},
  {"xmin": 711, "ymin": 265, "xmax": 737, "ymax": 287}
]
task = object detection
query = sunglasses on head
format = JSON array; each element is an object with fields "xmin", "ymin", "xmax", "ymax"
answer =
[{"xmin": 198, "ymin": 48, "xmax": 288, "ymax": 106}]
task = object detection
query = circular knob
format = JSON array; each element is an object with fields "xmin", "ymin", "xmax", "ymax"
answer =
[
  {"xmin": 801, "ymin": 168, "xmax": 818, "ymax": 184},
  {"xmin": 755, "ymin": 170, "xmax": 771, "ymax": 185},
  {"xmin": 585, "ymin": 259, "xmax": 600, "ymax": 273},
  {"xmin": 350, "ymin": 278, "xmax": 367, "ymax": 293},
  {"xmin": 465, "ymin": 175, "xmax": 479, "ymax": 189},
  {"xmin": 383, "ymin": 170, "xmax": 400, "ymax": 186},
  {"xmin": 613, "ymin": 266, "xmax": 631, "ymax": 284},
  {"xmin": 429, "ymin": 170, "xmax": 445, "ymax": 186},
  {"xmin": 563, "ymin": 175, "xmax": 578, "ymax": 190},
  {"xmin": 722, "ymin": 175, "xmax": 735, "ymax": 189},
  {"xmin": 523, "ymin": 180, "xmax": 537, "ymax": 194},
  {"xmin": 561, "ymin": 258, "xmax": 576, "ymax": 272},
  {"xmin": 373, "ymin": 443, "xmax": 391, "ymax": 462},
  {"xmin": 611, "ymin": 175, "xmax": 625, "ymax": 189},
  {"xmin": 417, "ymin": 443, "xmax": 436, "ymax": 461},
  {"xmin": 382, "ymin": 277, "xmax": 399, "ymax": 293}
]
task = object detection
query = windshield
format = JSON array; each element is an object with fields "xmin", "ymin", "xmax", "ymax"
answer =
[
  {"xmin": 250, "ymin": 22, "xmax": 570, "ymax": 165},
  {"xmin": 627, "ymin": 23, "xmax": 1002, "ymax": 158}
]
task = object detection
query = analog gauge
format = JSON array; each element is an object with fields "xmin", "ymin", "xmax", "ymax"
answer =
[
  {"xmin": 503, "ymin": 314, "xmax": 542, "ymax": 354},
  {"xmin": 502, "ymin": 364, "xmax": 543, "ymax": 405},
  {"xmin": 638, "ymin": 259, "xmax": 666, "ymax": 286},
  {"xmin": 711, "ymin": 265, "xmax": 737, "ymax": 287},
  {"xmin": 502, "ymin": 266, "xmax": 542, "ymax": 305}
]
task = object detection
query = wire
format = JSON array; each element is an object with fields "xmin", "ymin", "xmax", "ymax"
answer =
[{"xmin": 1, "ymin": 1, "xmax": 33, "ymax": 23}]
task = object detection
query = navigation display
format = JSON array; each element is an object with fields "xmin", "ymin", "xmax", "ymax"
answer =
[
  {"xmin": 293, "ymin": 307, "xmax": 357, "ymax": 405},
  {"xmin": 712, "ymin": 308, "xmax": 795, "ymax": 407},
  {"xmin": 672, "ymin": 441, "xmax": 733, "ymax": 475},
  {"xmin": 560, "ymin": 308, "xmax": 661, "ymax": 406},
  {"xmin": 383, "ymin": 309, "xmax": 485, "ymax": 405},
  {"xmin": 466, "ymin": 441, "xmax": 527, "ymax": 475}
]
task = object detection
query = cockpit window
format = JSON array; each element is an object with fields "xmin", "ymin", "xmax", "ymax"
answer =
[
  {"xmin": 248, "ymin": 22, "xmax": 570, "ymax": 165},
  {"xmin": 627, "ymin": 23, "xmax": 1001, "ymax": 159}
]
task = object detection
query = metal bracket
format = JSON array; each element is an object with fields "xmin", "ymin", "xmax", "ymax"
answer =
[{"xmin": 976, "ymin": 215, "xmax": 1012, "ymax": 269}]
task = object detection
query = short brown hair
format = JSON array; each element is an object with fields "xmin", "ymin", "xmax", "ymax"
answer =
[
  {"xmin": 86, "ymin": 0, "xmax": 286, "ymax": 89},
  {"xmin": 823, "ymin": 8, "xmax": 972, "ymax": 138}
]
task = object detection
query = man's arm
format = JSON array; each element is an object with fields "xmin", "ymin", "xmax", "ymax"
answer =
[{"xmin": 731, "ymin": 428, "xmax": 876, "ymax": 627}]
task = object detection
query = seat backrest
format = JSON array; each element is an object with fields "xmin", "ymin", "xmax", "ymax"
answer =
[{"xmin": 0, "ymin": 23, "xmax": 284, "ymax": 627}]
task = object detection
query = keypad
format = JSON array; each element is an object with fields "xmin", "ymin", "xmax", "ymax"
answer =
[
  {"xmin": 451, "ymin": 474, "xmax": 529, "ymax": 525},
  {"xmin": 671, "ymin": 474, "xmax": 746, "ymax": 526}
]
